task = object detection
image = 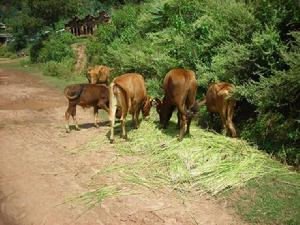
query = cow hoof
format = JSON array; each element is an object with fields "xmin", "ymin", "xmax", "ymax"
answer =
[
  {"xmin": 110, "ymin": 139, "xmax": 114, "ymax": 144},
  {"xmin": 122, "ymin": 135, "xmax": 128, "ymax": 140},
  {"xmin": 131, "ymin": 124, "xmax": 138, "ymax": 129},
  {"xmin": 66, "ymin": 129, "xmax": 70, "ymax": 133},
  {"xmin": 75, "ymin": 127, "xmax": 81, "ymax": 131},
  {"xmin": 177, "ymin": 137, "xmax": 183, "ymax": 142}
]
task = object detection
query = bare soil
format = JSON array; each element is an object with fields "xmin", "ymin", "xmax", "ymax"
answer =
[
  {"xmin": 72, "ymin": 44, "xmax": 87, "ymax": 73},
  {"xmin": 0, "ymin": 67, "xmax": 244, "ymax": 225}
]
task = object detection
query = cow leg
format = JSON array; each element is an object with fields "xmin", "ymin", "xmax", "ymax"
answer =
[
  {"xmin": 186, "ymin": 112, "xmax": 192, "ymax": 135},
  {"xmin": 109, "ymin": 86, "xmax": 118, "ymax": 143},
  {"xmin": 162, "ymin": 105, "xmax": 175, "ymax": 129},
  {"xmin": 227, "ymin": 101, "xmax": 237, "ymax": 138},
  {"xmin": 94, "ymin": 106, "xmax": 99, "ymax": 128},
  {"xmin": 220, "ymin": 108, "xmax": 227, "ymax": 136},
  {"xmin": 133, "ymin": 108, "xmax": 141, "ymax": 129},
  {"xmin": 119, "ymin": 101, "xmax": 128, "ymax": 139},
  {"xmin": 177, "ymin": 111, "xmax": 181, "ymax": 129},
  {"xmin": 71, "ymin": 106, "xmax": 80, "ymax": 131},
  {"xmin": 120, "ymin": 90, "xmax": 129, "ymax": 139},
  {"xmin": 131, "ymin": 113, "xmax": 135, "ymax": 128},
  {"xmin": 65, "ymin": 104, "xmax": 72, "ymax": 133},
  {"xmin": 121, "ymin": 116, "xmax": 127, "ymax": 139},
  {"xmin": 178, "ymin": 105, "xmax": 187, "ymax": 141}
]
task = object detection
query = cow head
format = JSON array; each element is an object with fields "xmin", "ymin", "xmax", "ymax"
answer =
[
  {"xmin": 142, "ymin": 96, "xmax": 152, "ymax": 119},
  {"xmin": 87, "ymin": 66, "xmax": 99, "ymax": 84},
  {"xmin": 153, "ymin": 98, "xmax": 162, "ymax": 112},
  {"xmin": 153, "ymin": 97, "xmax": 172, "ymax": 128},
  {"xmin": 188, "ymin": 99, "xmax": 201, "ymax": 116}
]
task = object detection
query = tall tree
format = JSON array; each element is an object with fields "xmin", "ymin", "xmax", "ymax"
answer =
[{"xmin": 26, "ymin": 0, "xmax": 79, "ymax": 30}]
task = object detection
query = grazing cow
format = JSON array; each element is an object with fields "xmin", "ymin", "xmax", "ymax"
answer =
[
  {"xmin": 86, "ymin": 65, "xmax": 114, "ymax": 84},
  {"xmin": 196, "ymin": 82, "xmax": 237, "ymax": 138},
  {"xmin": 109, "ymin": 73, "xmax": 152, "ymax": 143},
  {"xmin": 64, "ymin": 84, "xmax": 111, "ymax": 133},
  {"xmin": 154, "ymin": 68, "xmax": 198, "ymax": 141}
]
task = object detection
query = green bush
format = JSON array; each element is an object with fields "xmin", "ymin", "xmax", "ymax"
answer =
[
  {"xmin": 42, "ymin": 58, "xmax": 75, "ymax": 79},
  {"xmin": 30, "ymin": 32, "xmax": 76, "ymax": 63},
  {"xmin": 30, "ymin": 39, "xmax": 44, "ymax": 63},
  {"xmin": 237, "ymin": 32, "xmax": 300, "ymax": 166},
  {"xmin": 0, "ymin": 46, "xmax": 17, "ymax": 59}
]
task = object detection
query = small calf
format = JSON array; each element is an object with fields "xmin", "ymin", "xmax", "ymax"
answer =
[
  {"xmin": 86, "ymin": 65, "xmax": 114, "ymax": 85},
  {"xmin": 64, "ymin": 84, "xmax": 111, "ymax": 133}
]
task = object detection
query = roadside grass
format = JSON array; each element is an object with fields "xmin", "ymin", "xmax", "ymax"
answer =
[
  {"xmin": 223, "ymin": 174, "xmax": 300, "ymax": 225},
  {"xmin": 0, "ymin": 58, "xmax": 86, "ymax": 90}
]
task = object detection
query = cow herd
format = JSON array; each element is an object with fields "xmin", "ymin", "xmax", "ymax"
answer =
[{"xmin": 64, "ymin": 65, "xmax": 236, "ymax": 143}]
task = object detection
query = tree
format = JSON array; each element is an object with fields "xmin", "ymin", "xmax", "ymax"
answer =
[{"xmin": 26, "ymin": 0, "xmax": 79, "ymax": 30}]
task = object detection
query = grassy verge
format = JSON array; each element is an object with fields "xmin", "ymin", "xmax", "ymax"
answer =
[
  {"xmin": 0, "ymin": 58, "xmax": 86, "ymax": 90},
  {"xmin": 224, "ymin": 174, "xmax": 300, "ymax": 225}
]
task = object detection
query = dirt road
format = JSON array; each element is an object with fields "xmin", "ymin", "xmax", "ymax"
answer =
[{"xmin": 0, "ymin": 67, "xmax": 243, "ymax": 225}]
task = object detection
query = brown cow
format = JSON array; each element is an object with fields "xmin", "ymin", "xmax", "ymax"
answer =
[
  {"xmin": 109, "ymin": 73, "xmax": 152, "ymax": 143},
  {"xmin": 196, "ymin": 82, "xmax": 237, "ymax": 138},
  {"xmin": 154, "ymin": 68, "xmax": 198, "ymax": 141},
  {"xmin": 64, "ymin": 84, "xmax": 111, "ymax": 133},
  {"xmin": 86, "ymin": 65, "xmax": 114, "ymax": 84}
]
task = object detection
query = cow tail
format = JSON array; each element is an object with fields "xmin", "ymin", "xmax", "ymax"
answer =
[
  {"xmin": 64, "ymin": 84, "xmax": 84, "ymax": 100},
  {"xmin": 198, "ymin": 97, "xmax": 206, "ymax": 107},
  {"xmin": 116, "ymin": 84, "xmax": 130, "ymax": 113},
  {"xmin": 109, "ymin": 83, "xmax": 117, "ymax": 121},
  {"xmin": 189, "ymin": 97, "xmax": 206, "ymax": 115}
]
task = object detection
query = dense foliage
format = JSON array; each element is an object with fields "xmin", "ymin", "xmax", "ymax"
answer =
[
  {"xmin": 85, "ymin": 0, "xmax": 300, "ymax": 165},
  {"xmin": 29, "ymin": 32, "xmax": 77, "ymax": 78},
  {"xmin": 32, "ymin": 32, "xmax": 76, "ymax": 63}
]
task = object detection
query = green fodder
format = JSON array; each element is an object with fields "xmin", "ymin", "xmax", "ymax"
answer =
[{"xmin": 106, "ymin": 111, "xmax": 298, "ymax": 195}]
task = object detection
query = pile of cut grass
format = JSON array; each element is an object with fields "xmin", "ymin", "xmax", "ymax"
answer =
[
  {"xmin": 71, "ymin": 109, "xmax": 299, "ymax": 224},
  {"xmin": 102, "ymin": 111, "xmax": 298, "ymax": 195}
]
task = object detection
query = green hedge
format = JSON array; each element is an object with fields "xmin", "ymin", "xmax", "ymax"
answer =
[{"xmin": 86, "ymin": 0, "xmax": 300, "ymax": 165}]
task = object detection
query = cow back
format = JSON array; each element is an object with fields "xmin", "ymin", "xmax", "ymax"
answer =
[
  {"xmin": 163, "ymin": 68, "xmax": 197, "ymax": 108},
  {"xmin": 79, "ymin": 84, "xmax": 109, "ymax": 107},
  {"xmin": 113, "ymin": 73, "xmax": 147, "ymax": 103}
]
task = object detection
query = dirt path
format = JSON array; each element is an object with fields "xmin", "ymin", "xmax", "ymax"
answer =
[
  {"xmin": 0, "ymin": 67, "xmax": 244, "ymax": 225},
  {"xmin": 72, "ymin": 43, "xmax": 87, "ymax": 73}
]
